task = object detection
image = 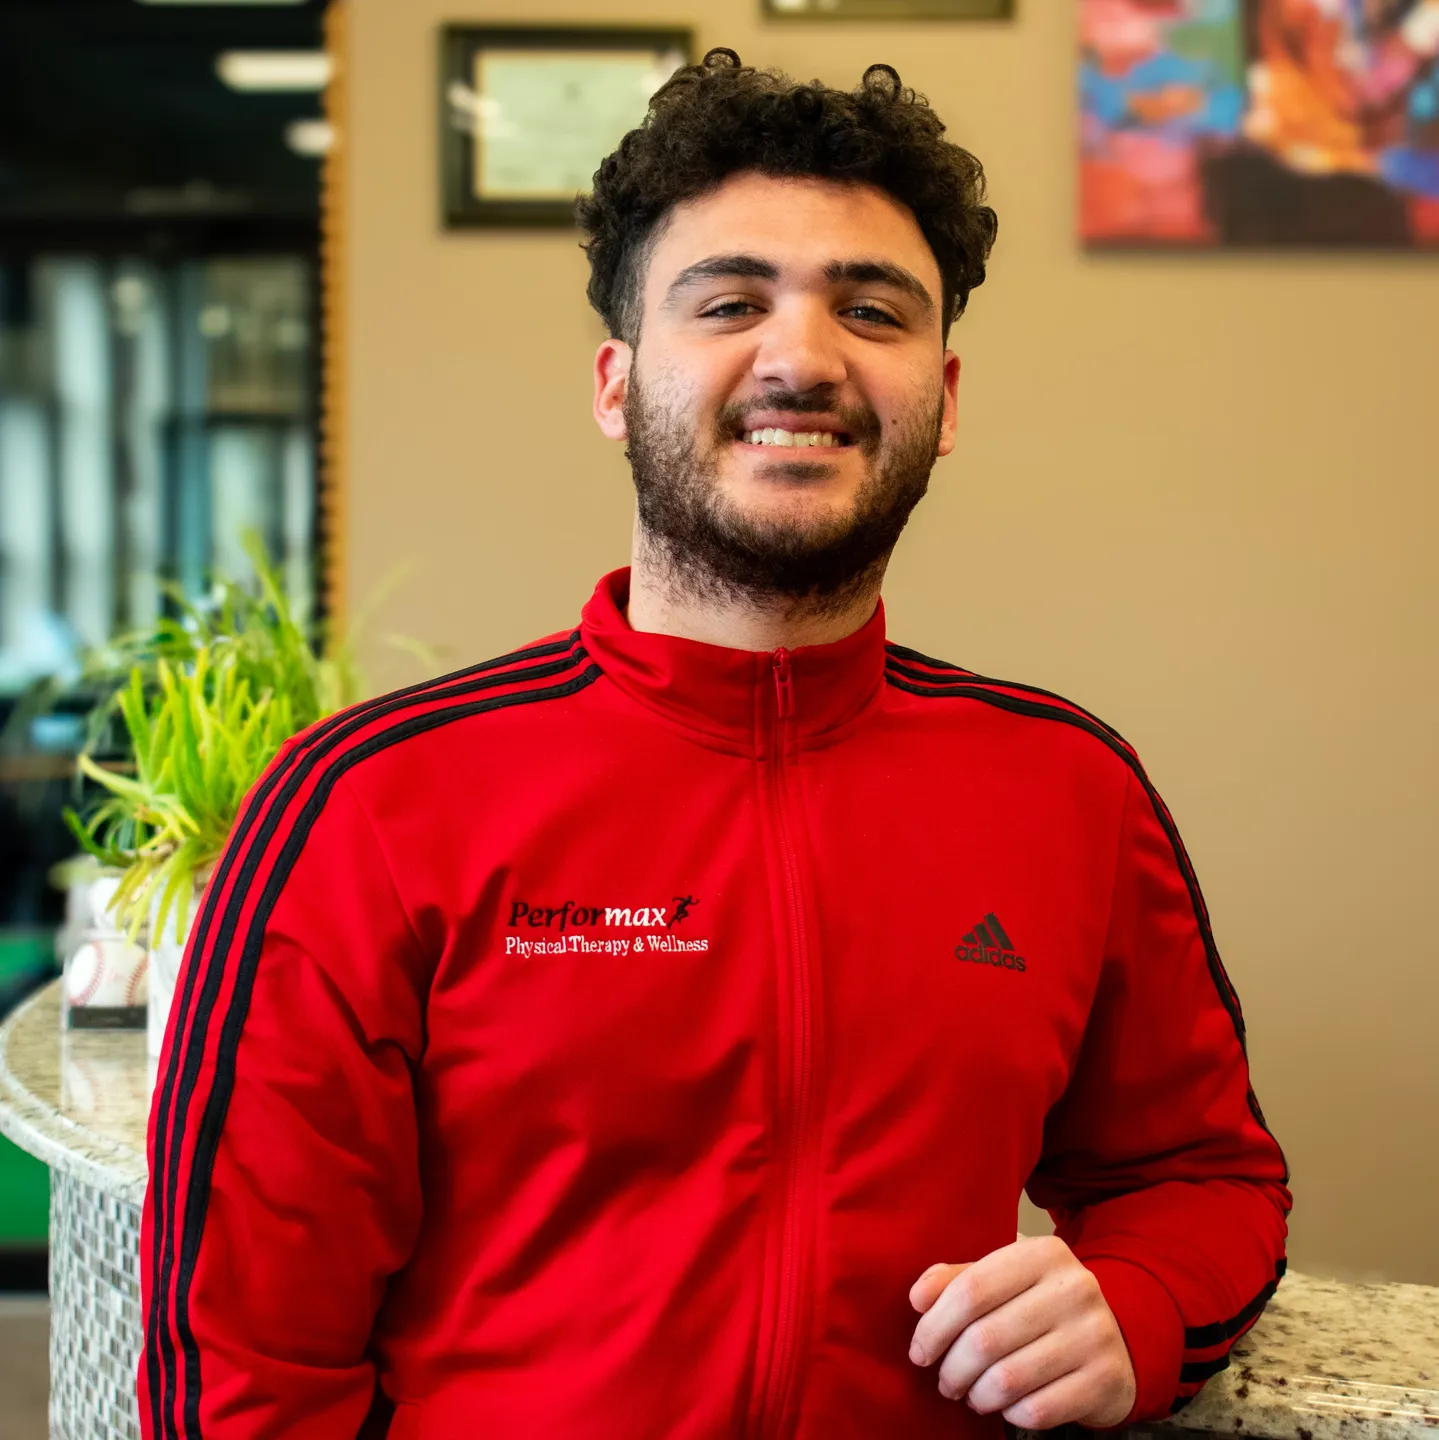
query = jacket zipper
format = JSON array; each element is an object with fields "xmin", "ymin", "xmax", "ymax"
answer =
[{"xmin": 759, "ymin": 647, "xmax": 813, "ymax": 1437}]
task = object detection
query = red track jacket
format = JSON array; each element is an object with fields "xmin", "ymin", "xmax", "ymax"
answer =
[{"xmin": 140, "ymin": 568, "xmax": 1290, "ymax": 1440}]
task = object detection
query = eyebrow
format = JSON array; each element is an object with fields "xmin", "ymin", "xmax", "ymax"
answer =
[
  {"xmin": 661, "ymin": 252, "xmax": 936, "ymax": 319},
  {"xmin": 823, "ymin": 260, "xmax": 935, "ymax": 319},
  {"xmin": 661, "ymin": 254, "xmax": 779, "ymax": 308}
]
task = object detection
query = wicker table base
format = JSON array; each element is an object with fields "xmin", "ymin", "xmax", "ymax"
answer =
[{"xmin": 50, "ymin": 1169, "xmax": 143, "ymax": 1440}]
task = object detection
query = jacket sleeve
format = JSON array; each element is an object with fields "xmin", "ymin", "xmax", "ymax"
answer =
[
  {"xmin": 139, "ymin": 750, "xmax": 427, "ymax": 1440},
  {"xmin": 1025, "ymin": 766, "xmax": 1291, "ymax": 1424}
]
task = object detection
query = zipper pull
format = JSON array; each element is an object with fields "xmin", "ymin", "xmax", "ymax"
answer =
[{"xmin": 772, "ymin": 648, "xmax": 794, "ymax": 719}]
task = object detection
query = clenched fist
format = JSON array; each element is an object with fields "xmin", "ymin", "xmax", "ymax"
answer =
[{"xmin": 908, "ymin": 1235, "xmax": 1137, "ymax": 1429}]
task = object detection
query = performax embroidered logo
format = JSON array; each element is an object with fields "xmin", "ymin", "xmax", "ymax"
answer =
[
  {"xmin": 505, "ymin": 896, "xmax": 708, "ymax": 958},
  {"xmin": 955, "ymin": 912, "xmax": 1027, "ymax": 973}
]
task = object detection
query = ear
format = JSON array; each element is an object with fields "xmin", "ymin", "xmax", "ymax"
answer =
[
  {"xmin": 935, "ymin": 349, "xmax": 962, "ymax": 459},
  {"xmin": 593, "ymin": 338, "xmax": 633, "ymax": 441}
]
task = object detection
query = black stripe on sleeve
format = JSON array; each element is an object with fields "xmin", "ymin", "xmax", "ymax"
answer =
[
  {"xmin": 1183, "ymin": 1260, "xmax": 1286, "ymax": 1350},
  {"xmin": 885, "ymin": 648, "xmax": 1135, "ymax": 751},
  {"xmin": 1179, "ymin": 1354, "xmax": 1232, "ymax": 1384},
  {"xmin": 148, "ymin": 641, "xmax": 590, "ymax": 1440},
  {"xmin": 1170, "ymin": 1258, "xmax": 1286, "ymax": 1413}
]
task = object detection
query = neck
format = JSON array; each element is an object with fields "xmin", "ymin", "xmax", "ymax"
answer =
[{"xmin": 625, "ymin": 517, "xmax": 886, "ymax": 652}]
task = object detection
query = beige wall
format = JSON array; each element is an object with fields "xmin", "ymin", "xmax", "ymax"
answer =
[{"xmin": 344, "ymin": 0, "xmax": 1439, "ymax": 1284}]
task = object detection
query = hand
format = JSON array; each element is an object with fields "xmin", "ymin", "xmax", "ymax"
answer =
[{"xmin": 907, "ymin": 1235, "xmax": 1137, "ymax": 1429}]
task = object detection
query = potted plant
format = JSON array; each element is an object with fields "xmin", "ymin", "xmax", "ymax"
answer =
[{"xmin": 62, "ymin": 541, "xmax": 370, "ymax": 1054}]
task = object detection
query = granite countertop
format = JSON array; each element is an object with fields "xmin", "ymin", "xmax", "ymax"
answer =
[
  {"xmin": 1152, "ymin": 1269, "xmax": 1439, "ymax": 1439},
  {"xmin": 0, "ymin": 979, "xmax": 149, "ymax": 1206},
  {"xmin": 2, "ymin": 980, "xmax": 1437, "ymax": 1436}
]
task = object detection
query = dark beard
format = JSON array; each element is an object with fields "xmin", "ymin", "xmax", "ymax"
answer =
[{"xmin": 624, "ymin": 372, "xmax": 943, "ymax": 615}]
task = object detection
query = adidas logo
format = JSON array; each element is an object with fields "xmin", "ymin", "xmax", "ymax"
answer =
[{"xmin": 954, "ymin": 912, "xmax": 1026, "ymax": 973}]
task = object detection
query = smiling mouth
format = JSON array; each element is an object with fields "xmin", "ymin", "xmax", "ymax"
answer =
[{"xmin": 736, "ymin": 426, "xmax": 853, "ymax": 450}]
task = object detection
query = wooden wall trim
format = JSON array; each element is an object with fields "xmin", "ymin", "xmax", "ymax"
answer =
[{"xmin": 320, "ymin": 0, "xmax": 350, "ymax": 632}]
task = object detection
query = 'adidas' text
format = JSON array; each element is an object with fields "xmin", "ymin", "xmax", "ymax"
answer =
[{"xmin": 955, "ymin": 911, "xmax": 1027, "ymax": 974}]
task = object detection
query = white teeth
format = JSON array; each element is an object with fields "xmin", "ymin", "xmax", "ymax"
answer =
[{"xmin": 744, "ymin": 428, "xmax": 842, "ymax": 448}]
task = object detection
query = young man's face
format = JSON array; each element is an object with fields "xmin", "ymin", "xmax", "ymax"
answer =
[{"xmin": 593, "ymin": 170, "xmax": 961, "ymax": 603}]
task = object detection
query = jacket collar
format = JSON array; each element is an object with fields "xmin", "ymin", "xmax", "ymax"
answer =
[{"xmin": 579, "ymin": 568, "xmax": 888, "ymax": 752}]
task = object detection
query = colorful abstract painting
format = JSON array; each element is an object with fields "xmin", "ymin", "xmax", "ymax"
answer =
[{"xmin": 1079, "ymin": 0, "xmax": 1439, "ymax": 246}]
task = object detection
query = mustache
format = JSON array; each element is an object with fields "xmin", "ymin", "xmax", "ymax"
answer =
[{"xmin": 714, "ymin": 390, "xmax": 882, "ymax": 445}]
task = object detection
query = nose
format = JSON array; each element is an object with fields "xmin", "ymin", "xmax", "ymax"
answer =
[{"xmin": 750, "ymin": 297, "xmax": 848, "ymax": 394}]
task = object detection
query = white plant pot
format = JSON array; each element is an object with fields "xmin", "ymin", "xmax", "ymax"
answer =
[{"xmin": 147, "ymin": 881, "xmax": 207, "ymax": 1059}]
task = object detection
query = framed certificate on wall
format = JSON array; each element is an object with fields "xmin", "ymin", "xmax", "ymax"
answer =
[{"xmin": 440, "ymin": 26, "xmax": 693, "ymax": 227}]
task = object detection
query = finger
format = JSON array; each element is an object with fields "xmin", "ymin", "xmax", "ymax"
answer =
[
  {"xmin": 1001, "ymin": 1365, "xmax": 1122, "ymax": 1432},
  {"xmin": 909, "ymin": 1262, "xmax": 968, "ymax": 1314},
  {"xmin": 932, "ymin": 1284, "xmax": 1070, "ymax": 1403},
  {"xmin": 909, "ymin": 1238, "xmax": 1051, "ymax": 1367},
  {"xmin": 960, "ymin": 1326, "xmax": 1088, "ymax": 1413}
]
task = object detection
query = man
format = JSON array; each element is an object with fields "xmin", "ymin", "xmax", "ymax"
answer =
[{"xmin": 140, "ymin": 51, "xmax": 1290, "ymax": 1439}]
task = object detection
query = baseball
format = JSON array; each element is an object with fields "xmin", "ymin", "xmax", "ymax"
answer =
[{"xmin": 65, "ymin": 937, "xmax": 149, "ymax": 1010}]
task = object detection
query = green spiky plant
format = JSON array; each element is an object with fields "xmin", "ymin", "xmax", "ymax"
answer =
[
  {"xmin": 61, "ymin": 536, "xmax": 393, "ymax": 945},
  {"xmin": 65, "ymin": 651, "xmax": 299, "ymax": 943}
]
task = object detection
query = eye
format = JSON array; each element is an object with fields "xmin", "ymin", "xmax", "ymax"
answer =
[
  {"xmin": 699, "ymin": 299, "xmax": 760, "ymax": 320},
  {"xmin": 844, "ymin": 303, "xmax": 901, "ymax": 327}
]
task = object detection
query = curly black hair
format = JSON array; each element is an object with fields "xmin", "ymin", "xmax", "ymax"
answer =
[{"xmin": 577, "ymin": 48, "xmax": 998, "ymax": 346}]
